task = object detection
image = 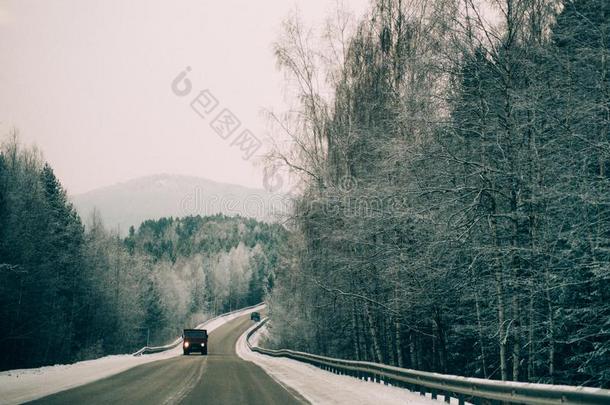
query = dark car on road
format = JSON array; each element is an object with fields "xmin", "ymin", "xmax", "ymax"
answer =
[
  {"xmin": 183, "ymin": 329, "xmax": 208, "ymax": 355},
  {"xmin": 250, "ymin": 312, "xmax": 261, "ymax": 322}
]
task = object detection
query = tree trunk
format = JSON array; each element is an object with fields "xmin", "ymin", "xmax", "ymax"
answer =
[
  {"xmin": 351, "ymin": 301, "xmax": 362, "ymax": 361},
  {"xmin": 545, "ymin": 268, "xmax": 555, "ymax": 383},
  {"xmin": 475, "ymin": 291, "xmax": 488, "ymax": 378},
  {"xmin": 365, "ymin": 302, "xmax": 384, "ymax": 363},
  {"xmin": 435, "ymin": 310, "xmax": 448, "ymax": 373},
  {"xmin": 527, "ymin": 282, "xmax": 536, "ymax": 382},
  {"xmin": 496, "ymin": 267, "xmax": 508, "ymax": 381},
  {"xmin": 512, "ymin": 294, "xmax": 520, "ymax": 381},
  {"xmin": 432, "ymin": 317, "xmax": 437, "ymax": 371},
  {"xmin": 395, "ymin": 318, "xmax": 404, "ymax": 368},
  {"xmin": 409, "ymin": 330, "xmax": 417, "ymax": 368},
  {"xmin": 416, "ymin": 333, "xmax": 424, "ymax": 370}
]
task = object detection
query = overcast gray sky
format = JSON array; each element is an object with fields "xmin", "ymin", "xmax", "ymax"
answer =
[{"xmin": 0, "ymin": 0, "xmax": 369, "ymax": 194}]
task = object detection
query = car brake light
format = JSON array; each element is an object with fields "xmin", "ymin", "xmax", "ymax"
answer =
[{"xmin": 184, "ymin": 341, "xmax": 189, "ymax": 348}]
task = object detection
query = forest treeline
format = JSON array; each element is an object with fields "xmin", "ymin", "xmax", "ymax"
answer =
[
  {"xmin": 266, "ymin": 0, "xmax": 609, "ymax": 387},
  {"xmin": 0, "ymin": 135, "xmax": 286, "ymax": 370}
]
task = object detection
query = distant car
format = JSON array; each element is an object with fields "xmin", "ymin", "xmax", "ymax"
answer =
[
  {"xmin": 183, "ymin": 329, "xmax": 208, "ymax": 355},
  {"xmin": 250, "ymin": 312, "xmax": 261, "ymax": 322}
]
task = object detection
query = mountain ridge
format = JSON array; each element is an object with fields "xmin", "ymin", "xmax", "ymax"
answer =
[{"xmin": 70, "ymin": 174, "xmax": 285, "ymax": 234}]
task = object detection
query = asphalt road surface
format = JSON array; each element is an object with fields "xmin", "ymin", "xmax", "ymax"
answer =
[{"xmin": 29, "ymin": 314, "xmax": 306, "ymax": 405}]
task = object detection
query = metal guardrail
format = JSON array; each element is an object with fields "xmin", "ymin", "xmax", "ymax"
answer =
[
  {"xmin": 247, "ymin": 319, "xmax": 610, "ymax": 405},
  {"xmin": 132, "ymin": 303, "xmax": 264, "ymax": 356}
]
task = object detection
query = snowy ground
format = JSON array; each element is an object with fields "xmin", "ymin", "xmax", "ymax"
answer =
[
  {"xmin": 236, "ymin": 322, "xmax": 445, "ymax": 405},
  {"xmin": 0, "ymin": 304, "xmax": 264, "ymax": 405}
]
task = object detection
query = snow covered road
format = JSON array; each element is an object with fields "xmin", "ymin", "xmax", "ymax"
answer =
[{"xmin": 0, "ymin": 304, "xmax": 264, "ymax": 405}]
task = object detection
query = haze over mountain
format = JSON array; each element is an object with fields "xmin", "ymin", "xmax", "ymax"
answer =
[{"xmin": 70, "ymin": 174, "xmax": 287, "ymax": 234}]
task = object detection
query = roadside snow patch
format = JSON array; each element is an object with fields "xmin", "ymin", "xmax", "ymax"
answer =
[{"xmin": 236, "ymin": 322, "xmax": 444, "ymax": 405}]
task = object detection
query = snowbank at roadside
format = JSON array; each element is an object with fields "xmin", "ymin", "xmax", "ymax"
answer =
[
  {"xmin": 236, "ymin": 322, "xmax": 443, "ymax": 405},
  {"xmin": 0, "ymin": 304, "xmax": 264, "ymax": 405}
]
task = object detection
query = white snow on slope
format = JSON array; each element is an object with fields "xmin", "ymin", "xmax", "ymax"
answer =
[
  {"xmin": 0, "ymin": 304, "xmax": 264, "ymax": 405},
  {"xmin": 236, "ymin": 323, "xmax": 443, "ymax": 405}
]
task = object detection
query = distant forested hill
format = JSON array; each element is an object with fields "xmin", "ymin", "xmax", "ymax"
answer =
[{"xmin": 125, "ymin": 214, "xmax": 286, "ymax": 315}]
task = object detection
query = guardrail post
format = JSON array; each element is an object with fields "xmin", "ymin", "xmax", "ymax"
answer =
[
  {"xmin": 431, "ymin": 389, "xmax": 437, "ymax": 399},
  {"xmin": 443, "ymin": 391, "xmax": 450, "ymax": 403},
  {"xmin": 458, "ymin": 394, "xmax": 465, "ymax": 405}
]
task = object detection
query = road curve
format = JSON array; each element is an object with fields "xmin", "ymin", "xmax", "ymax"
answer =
[{"xmin": 29, "ymin": 314, "xmax": 306, "ymax": 405}]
